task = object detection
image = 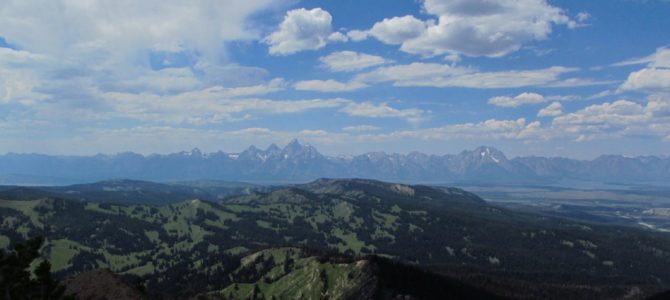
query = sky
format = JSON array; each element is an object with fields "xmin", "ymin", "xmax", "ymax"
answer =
[{"xmin": 0, "ymin": 0, "xmax": 669, "ymax": 159}]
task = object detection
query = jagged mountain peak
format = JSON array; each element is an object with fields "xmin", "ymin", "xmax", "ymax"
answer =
[
  {"xmin": 459, "ymin": 146, "xmax": 508, "ymax": 164},
  {"xmin": 266, "ymin": 143, "xmax": 281, "ymax": 153},
  {"xmin": 170, "ymin": 148, "xmax": 204, "ymax": 158},
  {"xmin": 188, "ymin": 148, "xmax": 202, "ymax": 156},
  {"xmin": 281, "ymin": 139, "xmax": 322, "ymax": 159},
  {"xmin": 283, "ymin": 138, "xmax": 302, "ymax": 150},
  {"xmin": 245, "ymin": 145, "xmax": 260, "ymax": 152},
  {"xmin": 475, "ymin": 146, "xmax": 506, "ymax": 157},
  {"xmin": 363, "ymin": 151, "xmax": 389, "ymax": 160},
  {"xmin": 237, "ymin": 145, "xmax": 265, "ymax": 161}
]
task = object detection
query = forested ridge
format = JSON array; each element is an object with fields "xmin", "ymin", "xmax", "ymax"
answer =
[{"xmin": 1, "ymin": 179, "xmax": 670, "ymax": 298}]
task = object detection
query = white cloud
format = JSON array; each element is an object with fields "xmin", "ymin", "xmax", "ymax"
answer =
[
  {"xmin": 112, "ymin": 68, "xmax": 202, "ymax": 94},
  {"xmin": 587, "ymin": 90, "xmax": 614, "ymax": 100},
  {"xmin": 342, "ymin": 125, "xmax": 382, "ymax": 132},
  {"xmin": 488, "ymin": 92, "xmax": 545, "ymax": 107},
  {"xmin": 327, "ymin": 32, "xmax": 349, "ymax": 43},
  {"xmin": 340, "ymin": 102, "xmax": 427, "ymax": 123},
  {"xmin": 0, "ymin": 0, "xmax": 280, "ymax": 61},
  {"xmin": 364, "ymin": 97, "xmax": 670, "ymax": 143},
  {"xmin": 207, "ymin": 78, "xmax": 286, "ymax": 97},
  {"xmin": 360, "ymin": 0, "xmax": 574, "ymax": 57},
  {"xmin": 619, "ymin": 68, "xmax": 670, "ymax": 93},
  {"xmin": 646, "ymin": 96, "xmax": 670, "ymax": 117},
  {"xmin": 7, "ymin": 95, "xmax": 670, "ymax": 155},
  {"xmin": 105, "ymin": 88, "xmax": 349, "ymax": 124},
  {"xmin": 356, "ymin": 63, "xmax": 581, "ymax": 89},
  {"xmin": 0, "ymin": 0, "xmax": 295, "ymax": 128},
  {"xmin": 444, "ymin": 53, "xmax": 461, "ymax": 63},
  {"xmin": 369, "ymin": 118, "xmax": 532, "ymax": 141},
  {"xmin": 355, "ymin": 63, "xmax": 470, "ymax": 85},
  {"xmin": 346, "ymin": 30, "xmax": 369, "ymax": 42},
  {"xmin": 614, "ymin": 47, "xmax": 670, "ymax": 68},
  {"xmin": 546, "ymin": 95, "xmax": 582, "ymax": 102},
  {"xmin": 0, "ymin": 48, "xmax": 49, "ymax": 66},
  {"xmin": 0, "ymin": 68, "xmax": 48, "ymax": 106},
  {"xmin": 550, "ymin": 99, "xmax": 662, "ymax": 141},
  {"xmin": 516, "ymin": 121, "xmax": 546, "ymax": 140},
  {"xmin": 350, "ymin": 97, "xmax": 670, "ymax": 143},
  {"xmin": 614, "ymin": 48, "xmax": 670, "ymax": 94},
  {"xmin": 265, "ymin": 8, "xmax": 335, "ymax": 55},
  {"xmin": 554, "ymin": 100, "xmax": 646, "ymax": 126},
  {"xmin": 543, "ymin": 78, "xmax": 616, "ymax": 88},
  {"xmin": 319, "ymin": 51, "xmax": 386, "ymax": 72},
  {"xmin": 101, "ymin": 85, "xmax": 429, "ymax": 124},
  {"xmin": 487, "ymin": 93, "xmax": 581, "ymax": 105},
  {"xmin": 575, "ymin": 12, "xmax": 591, "ymax": 23},
  {"xmin": 368, "ymin": 16, "xmax": 427, "ymax": 45},
  {"xmin": 538, "ymin": 102, "xmax": 563, "ymax": 117},
  {"xmin": 294, "ymin": 80, "xmax": 368, "ymax": 92},
  {"xmin": 0, "ymin": 48, "xmax": 51, "ymax": 105}
]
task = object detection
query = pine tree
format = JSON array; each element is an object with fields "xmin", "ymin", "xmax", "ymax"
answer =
[{"xmin": 0, "ymin": 237, "xmax": 66, "ymax": 300}]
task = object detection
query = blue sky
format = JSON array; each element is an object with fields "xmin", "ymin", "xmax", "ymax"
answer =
[{"xmin": 0, "ymin": 0, "xmax": 669, "ymax": 159}]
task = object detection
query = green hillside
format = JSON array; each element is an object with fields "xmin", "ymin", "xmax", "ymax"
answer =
[
  {"xmin": 207, "ymin": 247, "xmax": 504, "ymax": 300},
  {"xmin": 1, "ymin": 179, "xmax": 670, "ymax": 298}
]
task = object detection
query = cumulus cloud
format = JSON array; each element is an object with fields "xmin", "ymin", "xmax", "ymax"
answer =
[
  {"xmin": 646, "ymin": 96, "xmax": 670, "ymax": 117},
  {"xmin": 327, "ymin": 32, "xmax": 349, "ymax": 43},
  {"xmin": 357, "ymin": 0, "xmax": 576, "ymax": 57},
  {"xmin": 365, "ymin": 97, "xmax": 669, "ymax": 143},
  {"xmin": 538, "ymin": 102, "xmax": 563, "ymax": 117},
  {"xmin": 549, "ymin": 99, "xmax": 670, "ymax": 141},
  {"xmin": 265, "ymin": 8, "xmax": 340, "ymax": 55},
  {"xmin": 346, "ymin": 30, "xmax": 369, "ymax": 42},
  {"xmin": 319, "ymin": 51, "xmax": 386, "ymax": 72},
  {"xmin": 348, "ymin": 97, "xmax": 670, "ymax": 144},
  {"xmin": 294, "ymin": 80, "xmax": 368, "ymax": 92},
  {"xmin": 554, "ymin": 100, "xmax": 646, "ymax": 126},
  {"xmin": 368, "ymin": 16, "xmax": 427, "ymax": 45},
  {"xmin": 616, "ymin": 48, "xmax": 670, "ymax": 93},
  {"xmin": 619, "ymin": 68, "xmax": 670, "ymax": 93}
]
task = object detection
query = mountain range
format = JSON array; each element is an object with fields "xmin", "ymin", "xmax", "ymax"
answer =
[{"xmin": 1, "ymin": 139, "xmax": 669, "ymax": 185}]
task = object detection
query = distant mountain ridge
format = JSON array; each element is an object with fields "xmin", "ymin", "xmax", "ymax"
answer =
[{"xmin": 1, "ymin": 139, "xmax": 669, "ymax": 185}]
